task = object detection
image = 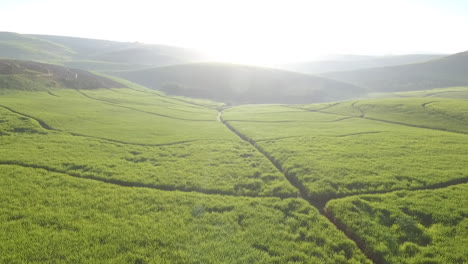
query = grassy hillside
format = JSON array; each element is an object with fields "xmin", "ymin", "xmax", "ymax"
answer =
[
  {"xmin": 109, "ymin": 62, "xmax": 365, "ymax": 104},
  {"xmin": 370, "ymin": 86, "xmax": 468, "ymax": 100},
  {"xmin": 0, "ymin": 32, "xmax": 204, "ymax": 71},
  {"xmin": 29, "ymin": 34, "xmax": 204, "ymax": 65},
  {"xmin": 223, "ymin": 99, "xmax": 468, "ymax": 202},
  {"xmin": 323, "ymin": 50, "xmax": 468, "ymax": 92},
  {"xmin": 0, "ymin": 58, "xmax": 126, "ymax": 90},
  {"xmin": 0, "ymin": 32, "xmax": 74, "ymax": 62},
  {"xmin": 326, "ymin": 184, "xmax": 468, "ymax": 263},
  {"xmin": 1, "ymin": 64, "xmax": 467, "ymax": 263},
  {"xmin": 282, "ymin": 54, "xmax": 444, "ymax": 74},
  {"xmin": 0, "ymin": 165, "xmax": 370, "ymax": 263}
]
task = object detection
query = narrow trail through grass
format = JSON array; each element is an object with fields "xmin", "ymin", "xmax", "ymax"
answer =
[
  {"xmin": 218, "ymin": 109, "xmax": 375, "ymax": 262},
  {"xmin": 421, "ymin": 101, "xmax": 439, "ymax": 108}
]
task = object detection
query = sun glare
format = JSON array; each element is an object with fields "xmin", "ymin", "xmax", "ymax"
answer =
[{"xmin": 2, "ymin": 0, "xmax": 468, "ymax": 65}]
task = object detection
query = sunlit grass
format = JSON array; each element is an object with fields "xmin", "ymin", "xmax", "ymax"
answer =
[
  {"xmin": 326, "ymin": 184, "xmax": 468, "ymax": 263},
  {"xmin": 0, "ymin": 165, "xmax": 370, "ymax": 263}
]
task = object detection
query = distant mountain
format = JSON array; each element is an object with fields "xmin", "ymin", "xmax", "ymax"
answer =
[
  {"xmin": 0, "ymin": 58, "xmax": 126, "ymax": 91},
  {"xmin": 281, "ymin": 54, "xmax": 445, "ymax": 74},
  {"xmin": 322, "ymin": 51, "xmax": 468, "ymax": 92},
  {"xmin": 0, "ymin": 32, "xmax": 205, "ymax": 71},
  {"xmin": 108, "ymin": 63, "xmax": 365, "ymax": 104}
]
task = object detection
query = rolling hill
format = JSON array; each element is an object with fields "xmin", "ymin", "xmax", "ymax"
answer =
[
  {"xmin": 0, "ymin": 58, "xmax": 126, "ymax": 90},
  {"xmin": 0, "ymin": 32, "xmax": 74, "ymax": 62},
  {"xmin": 0, "ymin": 32, "xmax": 205, "ymax": 71},
  {"xmin": 322, "ymin": 50, "xmax": 468, "ymax": 92},
  {"xmin": 108, "ymin": 62, "xmax": 365, "ymax": 104},
  {"xmin": 29, "ymin": 34, "xmax": 205, "ymax": 66},
  {"xmin": 281, "ymin": 54, "xmax": 444, "ymax": 74}
]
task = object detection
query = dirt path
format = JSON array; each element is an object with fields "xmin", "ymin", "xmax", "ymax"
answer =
[{"xmin": 421, "ymin": 101, "xmax": 438, "ymax": 108}]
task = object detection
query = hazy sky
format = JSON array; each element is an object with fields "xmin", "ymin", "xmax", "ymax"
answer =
[{"xmin": 2, "ymin": 0, "xmax": 468, "ymax": 65}]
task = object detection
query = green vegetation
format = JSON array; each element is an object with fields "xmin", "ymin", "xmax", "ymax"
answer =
[
  {"xmin": 0, "ymin": 32, "xmax": 202, "ymax": 71},
  {"xmin": 0, "ymin": 32, "xmax": 74, "ymax": 62},
  {"xmin": 282, "ymin": 54, "xmax": 444, "ymax": 74},
  {"xmin": 223, "ymin": 105, "xmax": 342, "ymax": 122},
  {"xmin": 0, "ymin": 165, "xmax": 370, "ymax": 263},
  {"xmin": 0, "ymin": 58, "xmax": 126, "ymax": 90},
  {"xmin": 108, "ymin": 62, "xmax": 365, "ymax": 104},
  {"xmin": 1, "ymin": 56, "xmax": 467, "ymax": 263},
  {"xmin": 371, "ymin": 86, "xmax": 468, "ymax": 99},
  {"xmin": 324, "ymin": 51, "xmax": 468, "ymax": 92},
  {"xmin": 79, "ymin": 89, "xmax": 218, "ymax": 121},
  {"xmin": 63, "ymin": 60, "xmax": 148, "ymax": 71},
  {"xmin": 0, "ymin": 90, "xmax": 232, "ymax": 144},
  {"xmin": 326, "ymin": 184, "xmax": 468, "ymax": 263},
  {"xmin": 224, "ymin": 99, "xmax": 468, "ymax": 201},
  {"xmin": 318, "ymin": 97, "xmax": 468, "ymax": 134},
  {"xmin": 0, "ymin": 95, "xmax": 296, "ymax": 197}
]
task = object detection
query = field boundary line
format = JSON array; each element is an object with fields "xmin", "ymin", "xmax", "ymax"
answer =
[
  {"xmin": 123, "ymin": 86, "xmax": 219, "ymax": 110},
  {"xmin": 0, "ymin": 104, "xmax": 234, "ymax": 147},
  {"xmin": 0, "ymin": 162, "xmax": 289, "ymax": 199},
  {"xmin": 74, "ymin": 89, "xmax": 216, "ymax": 122},
  {"xmin": 218, "ymin": 109, "xmax": 374, "ymax": 262},
  {"xmin": 288, "ymin": 103, "xmax": 468, "ymax": 136}
]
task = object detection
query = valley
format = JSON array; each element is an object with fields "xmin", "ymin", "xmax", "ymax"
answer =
[{"xmin": 0, "ymin": 31, "xmax": 467, "ymax": 263}]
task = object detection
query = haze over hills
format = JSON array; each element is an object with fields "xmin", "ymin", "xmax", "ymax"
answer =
[
  {"xmin": 0, "ymin": 58, "xmax": 126, "ymax": 90},
  {"xmin": 280, "ymin": 54, "xmax": 445, "ymax": 74},
  {"xmin": 108, "ymin": 62, "xmax": 365, "ymax": 104},
  {"xmin": 2, "ymin": 31, "xmax": 468, "ymax": 102},
  {"xmin": 322, "ymin": 50, "xmax": 468, "ymax": 92},
  {"xmin": 0, "ymin": 32, "xmax": 205, "ymax": 71},
  {"xmin": 0, "ymin": 32, "xmax": 74, "ymax": 62}
]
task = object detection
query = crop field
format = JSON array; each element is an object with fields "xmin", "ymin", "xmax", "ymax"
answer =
[
  {"xmin": 1, "ymin": 80, "xmax": 467, "ymax": 263},
  {"xmin": 326, "ymin": 184, "xmax": 468, "ymax": 263},
  {"xmin": 0, "ymin": 165, "xmax": 370, "ymax": 263},
  {"xmin": 0, "ymin": 90, "xmax": 233, "ymax": 145},
  {"xmin": 0, "ymin": 102, "xmax": 296, "ymax": 197},
  {"xmin": 223, "ymin": 104, "xmax": 468, "ymax": 202},
  {"xmin": 389, "ymin": 87, "xmax": 468, "ymax": 99},
  {"xmin": 303, "ymin": 96, "xmax": 468, "ymax": 135},
  {"xmin": 220, "ymin": 95, "xmax": 468, "ymax": 263}
]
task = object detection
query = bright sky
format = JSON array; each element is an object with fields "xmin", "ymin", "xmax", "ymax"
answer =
[{"xmin": 1, "ymin": 0, "xmax": 468, "ymax": 65}]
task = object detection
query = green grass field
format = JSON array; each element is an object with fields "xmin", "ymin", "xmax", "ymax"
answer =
[
  {"xmin": 326, "ymin": 184, "xmax": 468, "ymax": 263},
  {"xmin": 1, "ymin": 77, "xmax": 467, "ymax": 263},
  {"xmin": 0, "ymin": 100, "xmax": 297, "ymax": 198},
  {"xmin": 0, "ymin": 90, "xmax": 232, "ymax": 145},
  {"xmin": 0, "ymin": 165, "xmax": 371, "ymax": 263},
  {"xmin": 223, "ymin": 105, "xmax": 468, "ymax": 202},
  {"xmin": 372, "ymin": 86, "xmax": 468, "ymax": 99}
]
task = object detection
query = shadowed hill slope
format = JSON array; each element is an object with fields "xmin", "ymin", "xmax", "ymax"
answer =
[
  {"xmin": 0, "ymin": 59, "xmax": 126, "ymax": 90},
  {"xmin": 323, "ymin": 50, "xmax": 468, "ymax": 92},
  {"xmin": 282, "ymin": 54, "xmax": 444, "ymax": 74},
  {"xmin": 109, "ymin": 63, "xmax": 365, "ymax": 104}
]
